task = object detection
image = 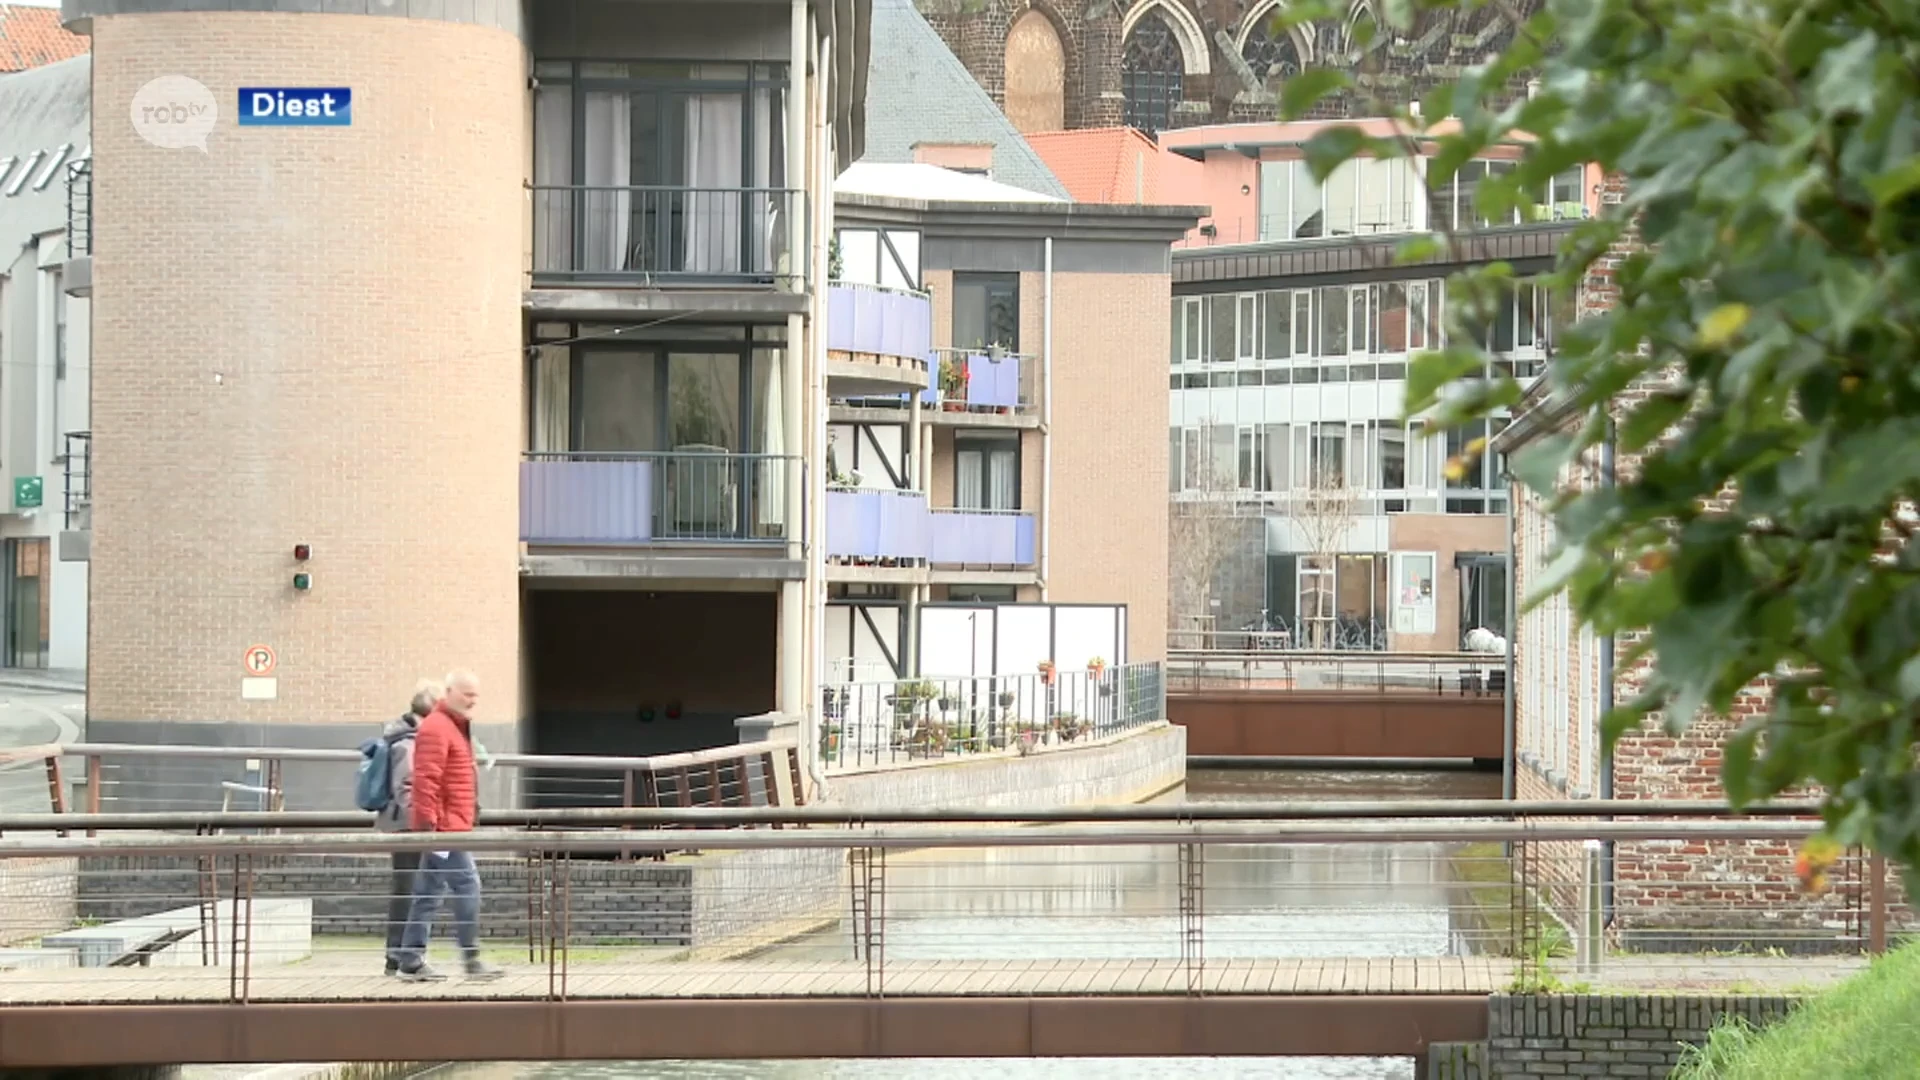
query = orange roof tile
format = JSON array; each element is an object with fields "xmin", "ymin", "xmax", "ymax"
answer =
[
  {"xmin": 0, "ymin": 5, "xmax": 87, "ymax": 74},
  {"xmin": 1024, "ymin": 127, "xmax": 1202, "ymax": 206}
]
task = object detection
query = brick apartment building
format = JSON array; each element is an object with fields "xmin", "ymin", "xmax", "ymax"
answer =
[
  {"xmin": 917, "ymin": 0, "xmax": 1538, "ymax": 137},
  {"xmin": 64, "ymin": 0, "xmax": 870, "ymax": 805},
  {"xmin": 56, "ymin": 0, "xmax": 1195, "ymax": 806}
]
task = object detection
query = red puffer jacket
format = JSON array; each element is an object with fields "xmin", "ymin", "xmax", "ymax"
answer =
[{"xmin": 409, "ymin": 702, "xmax": 477, "ymax": 833}]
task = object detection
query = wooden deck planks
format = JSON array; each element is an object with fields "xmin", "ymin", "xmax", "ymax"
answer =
[{"xmin": 0, "ymin": 954, "xmax": 1731, "ymax": 1004}]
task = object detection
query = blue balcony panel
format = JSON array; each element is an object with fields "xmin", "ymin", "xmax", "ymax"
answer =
[
  {"xmin": 929, "ymin": 509, "xmax": 1037, "ymax": 567},
  {"xmin": 826, "ymin": 283, "xmax": 934, "ymax": 396},
  {"xmin": 521, "ymin": 452, "xmax": 795, "ymax": 546},
  {"xmin": 825, "ymin": 488, "xmax": 930, "ymax": 561}
]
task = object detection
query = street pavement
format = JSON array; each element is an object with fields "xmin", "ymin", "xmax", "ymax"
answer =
[{"xmin": 0, "ymin": 679, "xmax": 85, "ymax": 814}]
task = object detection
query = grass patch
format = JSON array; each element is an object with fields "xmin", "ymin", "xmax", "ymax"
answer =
[{"xmin": 1672, "ymin": 939, "xmax": 1920, "ymax": 1079}]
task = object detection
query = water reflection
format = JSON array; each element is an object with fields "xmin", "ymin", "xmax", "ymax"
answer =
[{"xmin": 442, "ymin": 768, "xmax": 1497, "ymax": 1080}]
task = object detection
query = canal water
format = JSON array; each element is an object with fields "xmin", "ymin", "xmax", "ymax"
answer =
[{"xmin": 442, "ymin": 767, "xmax": 1499, "ymax": 1080}]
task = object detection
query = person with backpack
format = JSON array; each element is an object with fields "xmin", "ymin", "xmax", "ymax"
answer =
[
  {"xmin": 357, "ymin": 680, "xmax": 438, "ymax": 976},
  {"xmin": 393, "ymin": 669, "xmax": 503, "ymax": 982}
]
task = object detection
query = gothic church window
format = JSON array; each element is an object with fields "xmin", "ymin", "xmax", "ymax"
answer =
[
  {"xmin": 1242, "ymin": 13, "xmax": 1305, "ymax": 92},
  {"xmin": 1122, "ymin": 11, "xmax": 1185, "ymax": 137}
]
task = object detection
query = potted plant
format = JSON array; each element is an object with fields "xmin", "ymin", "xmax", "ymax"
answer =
[
  {"xmin": 1037, "ymin": 660, "xmax": 1056, "ymax": 685},
  {"xmin": 938, "ymin": 356, "xmax": 966, "ymax": 411},
  {"xmin": 997, "ymin": 690, "xmax": 1016, "ymax": 709},
  {"xmin": 1087, "ymin": 657, "xmax": 1107, "ymax": 677},
  {"xmin": 819, "ymin": 722, "xmax": 843, "ymax": 760}
]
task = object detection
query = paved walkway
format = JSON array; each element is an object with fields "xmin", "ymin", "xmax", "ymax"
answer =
[{"xmin": 0, "ymin": 951, "xmax": 1870, "ymax": 1005}]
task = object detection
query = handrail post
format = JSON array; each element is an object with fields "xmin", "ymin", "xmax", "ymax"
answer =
[{"xmin": 1868, "ymin": 852, "xmax": 1889, "ymax": 955}]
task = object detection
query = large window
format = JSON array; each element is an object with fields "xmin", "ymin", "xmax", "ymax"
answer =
[
  {"xmin": 1428, "ymin": 162, "xmax": 1589, "ymax": 232},
  {"xmin": 531, "ymin": 61, "xmax": 789, "ymax": 277},
  {"xmin": 1266, "ymin": 553, "xmax": 1388, "ymax": 651},
  {"xmin": 1258, "ymin": 157, "xmax": 1423, "ymax": 241},
  {"xmin": 955, "ymin": 433, "xmax": 1020, "ymax": 510},
  {"xmin": 952, "ymin": 272, "xmax": 1021, "ymax": 351},
  {"xmin": 1121, "ymin": 12, "xmax": 1185, "ymax": 137},
  {"xmin": 1168, "ymin": 276, "xmax": 1549, "ymax": 373}
]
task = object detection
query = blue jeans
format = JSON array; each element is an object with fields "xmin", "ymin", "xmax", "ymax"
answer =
[{"xmin": 396, "ymin": 849, "xmax": 481, "ymax": 966}]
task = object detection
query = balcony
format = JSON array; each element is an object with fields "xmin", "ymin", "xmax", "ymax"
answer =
[
  {"xmin": 529, "ymin": 185, "xmax": 806, "ymax": 297},
  {"xmin": 521, "ymin": 451, "xmax": 797, "ymax": 548},
  {"xmin": 824, "ymin": 487, "xmax": 930, "ymax": 562},
  {"xmin": 928, "ymin": 508, "xmax": 1036, "ymax": 568},
  {"xmin": 64, "ymin": 159, "xmax": 91, "ymax": 298},
  {"xmin": 832, "ymin": 347, "xmax": 1042, "ymax": 430},
  {"xmin": 825, "ymin": 282, "xmax": 933, "ymax": 396},
  {"xmin": 59, "ymin": 431, "xmax": 89, "ymax": 563}
]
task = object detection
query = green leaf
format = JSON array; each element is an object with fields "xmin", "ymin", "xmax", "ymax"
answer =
[
  {"xmin": 1402, "ymin": 348, "xmax": 1486, "ymax": 417},
  {"xmin": 1302, "ymin": 127, "xmax": 1370, "ymax": 182},
  {"xmin": 1508, "ymin": 432, "xmax": 1579, "ymax": 497},
  {"xmin": 1280, "ymin": 69, "xmax": 1353, "ymax": 122},
  {"xmin": 1722, "ymin": 721, "xmax": 1761, "ymax": 806},
  {"xmin": 1896, "ymin": 655, "xmax": 1920, "ymax": 703}
]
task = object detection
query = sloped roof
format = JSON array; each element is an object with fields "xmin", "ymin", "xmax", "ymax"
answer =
[
  {"xmin": 1025, "ymin": 127, "xmax": 1204, "ymax": 206},
  {"xmin": 0, "ymin": 4, "xmax": 87, "ymax": 74},
  {"xmin": 857, "ymin": 0, "xmax": 1068, "ymax": 200},
  {"xmin": 0, "ymin": 52, "xmax": 89, "ymax": 250}
]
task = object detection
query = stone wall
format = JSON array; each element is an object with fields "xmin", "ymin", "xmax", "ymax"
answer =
[
  {"xmin": 1427, "ymin": 993, "xmax": 1801, "ymax": 1080},
  {"xmin": 0, "ymin": 858, "xmax": 77, "ymax": 946},
  {"xmin": 917, "ymin": 0, "xmax": 1538, "ymax": 134}
]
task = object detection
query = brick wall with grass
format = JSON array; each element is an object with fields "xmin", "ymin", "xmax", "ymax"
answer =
[{"xmin": 1428, "ymin": 993, "xmax": 1801, "ymax": 1080}]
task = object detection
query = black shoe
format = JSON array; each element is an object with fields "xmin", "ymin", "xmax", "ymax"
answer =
[
  {"xmin": 399, "ymin": 963, "xmax": 447, "ymax": 983},
  {"xmin": 384, "ymin": 960, "xmax": 399, "ymax": 977}
]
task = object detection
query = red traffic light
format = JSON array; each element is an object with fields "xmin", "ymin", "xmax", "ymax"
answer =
[{"xmin": 293, "ymin": 544, "xmax": 311, "ymax": 561}]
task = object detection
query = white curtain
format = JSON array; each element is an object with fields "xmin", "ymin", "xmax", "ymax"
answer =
[
  {"xmin": 987, "ymin": 451, "xmax": 1017, "ymax": 511},
  {"xmin": 753, "ymin": 85, "xmax": 783, "ymax": 277},
  {"xmin": 759, "ymin": 351, "xmax": 785, "ymax": 531},
  {"xmin": 533, "ymin": 86, "xmax": 573, "ymax": 272},
  {"xmin": 956, "ymin": 452, "xmax": 984, "ymax": 510},
  {"xmin": 685, "ymin": 67, "xmax": 744, "ymax": 275},
  {"xmin": 531, "ymin": 346, "xmax": 569, "ymax": 453},
  {"xmin": 583, "ymin": 92, "xmax": 631, "ymax": 273}
]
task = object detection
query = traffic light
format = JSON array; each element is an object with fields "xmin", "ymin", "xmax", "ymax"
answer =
[{"xmin": 293, "ymin": 543, "xmax": 312, "ymax": 591}]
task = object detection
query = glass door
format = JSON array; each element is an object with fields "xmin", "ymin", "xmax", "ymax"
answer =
[{"xmin": 3, "ymin": 539, "xmax": 48, "ymax": 670}]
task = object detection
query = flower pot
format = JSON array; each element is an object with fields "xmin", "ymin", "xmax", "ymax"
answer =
[{"xmin": 943, "ymin": 401, "xmax": 964, "ymax": 412}]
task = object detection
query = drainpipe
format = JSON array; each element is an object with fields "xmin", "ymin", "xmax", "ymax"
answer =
[
  {"xmin": 1599, "ymin": 415, "xmax": 1617, "ymax": 926},
  {"xmin": 780, "ymin": 0, "xmax": 805, "ymax": 726},
  {"xmin": 807, "ymin": 25, "xmax": 833, "ymax": 802},
  {"xmin": 1502, "ymin": 472, "xmax": 1518, "ymax": 802},
  {"xmin": 1039, "ymin": 236, "xmax": 1054, "ymax": 599}
]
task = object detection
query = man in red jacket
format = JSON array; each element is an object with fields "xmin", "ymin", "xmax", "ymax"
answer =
[{"xmin": 394, "ymin": 669, "xmax": 502, "ymax": 982}]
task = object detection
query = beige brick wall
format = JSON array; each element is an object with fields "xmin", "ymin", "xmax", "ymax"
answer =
[
  {"xmin": 1044, "ymin": 271, "xmax": 1171, "ymax": 662},
  {"xmin": 88, "ymin": 14, "xmax": 526, "ymax": 725},
  {"xmin": 1385, "ymin": 512, "xmax": 1506, "ymax": 652}
]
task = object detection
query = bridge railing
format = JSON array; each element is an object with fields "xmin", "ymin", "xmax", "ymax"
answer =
[
  {"xmin": 0, "ymin": 814, "xmax": 1905, "ymax": 1005},
  {"xmin": 1168, "ymin": 650, "xmax": 1506, "ymax": 695},
  {"xmin": 822, "ymin": 662, "xmax": 1165, "ymax": 771},
  {"xmin": 0, "ymin": 738, "xmax": 806, "ymax": 821}
]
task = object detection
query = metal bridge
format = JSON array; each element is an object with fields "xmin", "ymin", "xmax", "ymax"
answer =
[
  {"xmin": 0, "ymin": 797, "xmax": 1901, "ymax": 1067},
  {"xmin": 1166, "ymin": 650, "xmax": 1508, "ymax": 762}
]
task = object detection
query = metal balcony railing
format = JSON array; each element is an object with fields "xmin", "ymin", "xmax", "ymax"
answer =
[
  {"xmin": 62, "ymin": 430, "xmax": 90, "ymax": 530},
  {"xmin": 520, "ymin": 450, "xmax": 799, "ymax": 546},
  {"xmin": 529, "ymin": 185, "xmax": 806, "ymax": 287},
  {"xmin": 65, "ymin": 159, "xmax": 90, "ymax": 257}
]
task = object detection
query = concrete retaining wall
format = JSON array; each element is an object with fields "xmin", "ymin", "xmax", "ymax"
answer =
[
  {"xmin": 1427, "ymin": 993, "xmax": 1800, "ymax": 1079},
  {"xmin": 824, "ymin": 721, "xmax": 1187, "ymax": 808}
]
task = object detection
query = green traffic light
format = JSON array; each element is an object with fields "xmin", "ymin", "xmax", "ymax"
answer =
[{"xmin": 293, "ymin": 573, "xmax": 312, "ymax": 591}]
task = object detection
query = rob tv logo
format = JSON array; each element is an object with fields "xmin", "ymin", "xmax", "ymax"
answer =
[{"xmin": 237, "ymin": 87, "xmax": 353, "ymax": 127}]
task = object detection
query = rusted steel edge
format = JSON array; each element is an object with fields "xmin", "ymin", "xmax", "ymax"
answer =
[{"xmin": 0, "ymin": 817, "xmax": 1827, "ymax": 860}]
